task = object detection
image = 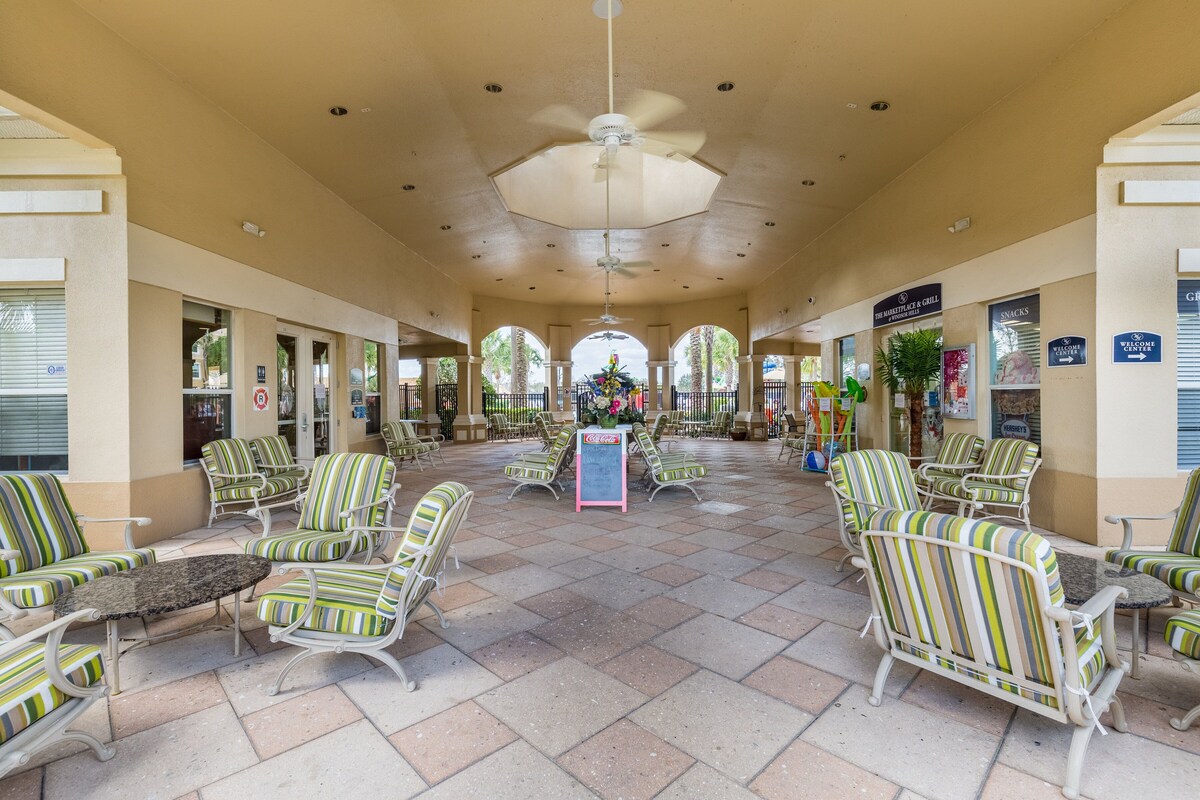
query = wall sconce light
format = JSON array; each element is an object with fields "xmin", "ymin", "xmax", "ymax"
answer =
[
  {"xmin": 947, "ymin": 217, "xmax": 971, "ymax": 234},
  {"xmin": 241, "ymin": 220, "xmax": 266, "ymax": 238}
]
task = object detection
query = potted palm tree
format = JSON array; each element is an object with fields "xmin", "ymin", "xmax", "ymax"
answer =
[{"xmin": 875, "ymin": 329, "xmax": 943, "ymax": 458}]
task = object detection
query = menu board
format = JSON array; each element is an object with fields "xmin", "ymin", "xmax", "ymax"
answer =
[{"xmin": 576, "ymin": 430, "xmax": 627, "ymax": 512}]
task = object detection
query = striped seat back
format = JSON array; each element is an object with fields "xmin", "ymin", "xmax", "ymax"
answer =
[
  {"xmin": 634, "ymin": 427, "xmax": 662, "ymax": 469},
  {"xmin": 201, "ymin": 439, "xmax": 258, "ymax": 489},
  {"xmin": 829, "ymin": 450, "xmax": 923, "ymax": 535},
  {"xmin": 490, "ymin": 414, "xmax": 509, "ymax": 432},
  {"xmin": 0, "ymin": 474, "xmax": 89, "ymax": 576},
  {"xmin": 397, "ymin": 421, "xmax": 420, "ymax": 443},
  {"xmin": 298, "ymin": 453, "xmax": 395, "ymax": 532},
  {"xmin": 534, "ymin": 416, "xmax": 553, "ymax": 443},
  {"xmin": 537, "ymin": 412, "xmax": 555, "ymax": 428},
  {"xmin": 862, "ymin": 510, "xmax": 1067, "ymax": 706},
  {"xmin": 249, "ymin": 435, "xmax": 296, "ymax": 469},
  {"xmin": 550, "ymin": 425, "xmax": 580, "ymax": 470},
  {"xmin": 650, "ymin": 414, "xmax": 668, "ymax": 442},
  {"xmin": 381, "ymin": 422, "xmax": 409, "ymax": 458},
  {"xmin": 937, "ymin": 433, "xmax": 985, "ymax": 466},
  {"xmin": 979, "ymin": 439, "xmax": 1040, "ymax": 489},
  {"xmin": 377, "ymin": 482, "xmax": 473, "ymax": 619},
  {"xmin": 1169, "ymin": 468, "xmax": 1200, "ymax": 556}
]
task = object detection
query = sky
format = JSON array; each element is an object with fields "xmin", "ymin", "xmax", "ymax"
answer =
[{"xmin": 571, "ymin": 330, "xmax": 649, "ymax": 380}]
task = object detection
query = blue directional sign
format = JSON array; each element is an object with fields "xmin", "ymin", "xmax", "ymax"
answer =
[
  {"xmin": 1112, "ymin": 331, "xmax": 1162, "ymax": 364},
  {"xmin": 1047, "ymin": 336, "xmax": 1087, "ymax": 368}
]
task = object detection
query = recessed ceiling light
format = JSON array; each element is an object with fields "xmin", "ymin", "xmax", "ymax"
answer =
[
  {"xmin": 801, "ymin": 180, "xmax": 815, "ymax": 187},
  {"xmin": 472, "ymin": 254, "xmax": 482, "ymax": 259},
  {"xmin": 484, "ymin": 83, "xmax": 503, "ymax": 94},
  {"xmin": 736, "ymin": 253, "xmax": 746, "ymax": 258},
  {"xmin": 682, "ymin": 285, "xmax": 690, "ymax": 289},
  {"xmin": 661, "ymin": 243, "xmax": 670, "ymax": 247},
  {"xmin": 869, "ymin": 100, "xmax": 890, "ymax": 112},
  {"xmin": 764, "ymin": 221, "xmax": 776, "ymax": 227},
  {"xmin": 402, "ymin": 184, "xmax": 416, "ymax": 191},
  {"xmin": 546, "ymin": 243, "xmax": 556, "ymax": 248},
  {"xmin": 528, "ymin": 286, "xmax": 536, "ymax": 290},
  {"xmin": 495, "ymin": 277, "xmax": 502, "ymax": 281},
  {"xmin": 329, "ymin": 106, "xmax": 348, "ymax": 116},
  {"xmin": 653, "ymin": 269, "xmax": 661, "ymax": 272},
  {"xmin": 440, "ymin": 224, "xmax": 452, "ymax": 230},
  {"xmin": 716, "ymin": 82, "xmax": 735, "ymax": 92},
  {"xmin": 717, "ymin": 277, "xmax": 725, "ymax": 281},
  {"xmin": 556, "ymin": 269, "xmax": 564, "ymax": 272}
]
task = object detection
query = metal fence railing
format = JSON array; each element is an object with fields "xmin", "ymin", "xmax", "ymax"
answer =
[
  {"xmin": 483, "ymin": 389, "xmax": 549, "ymax": 439},
  {"xmin": 434, "ymin": 383, "xmax": 458, "ymax": 441},
  {"xmin": 670, "ymin": 388, "xmax": 738, "ymax": 421},
  {"xmin": 399, "ymin": 384, "xmax": 422, "ymax": 420}
]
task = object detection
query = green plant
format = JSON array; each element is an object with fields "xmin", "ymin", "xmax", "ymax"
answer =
[{"xmin": 875, "ymin": 328, "xmax": 942, "ymax": 457}]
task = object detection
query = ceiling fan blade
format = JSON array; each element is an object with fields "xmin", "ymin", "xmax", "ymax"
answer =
[
  {"xmin": 639, "ymin": 130, "xmax": 706, "ymax": 158},
  {"xmin": 583, "ymin": 319, "xmax": 604, "ymax": 326},
  {"xmin": 529, "ymin": 104, "xmax": 592, "ymax": 134},
  {"xmin": 613, "ymin": 267, "xmax": 638, "ymax": 279},
  {"xmin": 621, "ymin": 259, "xmax": 653, "ymax": 268},
  {"xmin": 621, "ymin": 89, "xmax": 686, "ymax": 131}
]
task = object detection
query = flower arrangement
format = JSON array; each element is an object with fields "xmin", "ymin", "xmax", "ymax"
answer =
[{"xmin": 585, "ymin": 353, "xmax": 642, "ymax": 428}]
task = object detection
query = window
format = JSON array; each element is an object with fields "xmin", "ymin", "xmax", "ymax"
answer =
[
  {"xmin": 364, "ymin": 340, "xmax": 381, "ymax": 435},
  {"xmin": 988, "ymin": 294, "xmax": 1041, "ymax": 444},
  {"xmin": 837, "ymin": 336, "xmax": 855, "ymax": 386},
  {"xmin": 1178, "ymin": 281, "xmax": 1200, "ymax": 468},
  {"xmin": 0, "ymin": 288, "xmax": 68, "ymax": 471},
  {"xmin": 183, "ymin": 301, "xmax": 232, "ymax": 462}
]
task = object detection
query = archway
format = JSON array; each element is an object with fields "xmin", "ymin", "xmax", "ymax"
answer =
[
  {"xmin": 480, "ymin": 326, "xmax": 547, "ymax": 394},
  {"xmin": 671, "ymin": 325, "xmax": 739, "ymax": 393},
  {"xmin": 572, "ymin": 330, "xmax": 650, "ymax": 418}
]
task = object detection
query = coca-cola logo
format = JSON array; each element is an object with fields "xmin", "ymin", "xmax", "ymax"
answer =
[{"xmin": 583, "ymin": 433, "xmax": 620, "ymax": 444}]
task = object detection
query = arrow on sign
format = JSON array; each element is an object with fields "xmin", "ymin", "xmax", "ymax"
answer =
[
  {"xmin": 1061, "ymin": 356, "xmax": 1073, "ymax": 364},
  {"xmin": 1129, "ymin": 353, "xmax": 1146, "ymax": 360}
]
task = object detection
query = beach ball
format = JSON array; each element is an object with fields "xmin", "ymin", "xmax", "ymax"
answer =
[{"xmin": 804, "ymin": 450, "xmax": 827, "ymax": 471}]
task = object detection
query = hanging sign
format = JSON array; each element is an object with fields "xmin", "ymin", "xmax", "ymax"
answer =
[
  {"xmin": 1047, "ymin": 336, "xmax": 1087, "ymax": 368},
  {"xmin": 251, "ymin": 386, "xmax": 270, "ymax": 411},
  {"xmin": 1112, "ymin": 331, "xmax": 1162, "ymax": 364},
  {"xmin": 576, "ymin": 430, "xmax": 627, "ymax": 512},
  {"xmin": 872, "ymin": 283, "xmax": 942, "ymax": 328}
]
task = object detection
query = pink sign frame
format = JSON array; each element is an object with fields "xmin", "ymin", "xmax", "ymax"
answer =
[{"xmin": 575, "ymin": 430, "xmax": 628, "ymax": 512}]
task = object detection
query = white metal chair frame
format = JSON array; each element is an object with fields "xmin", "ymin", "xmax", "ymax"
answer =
[
  {"xmin": 382, "ymin": 424, "xmax": 436, "ymax": 472},
  {"xmin": 0, "ymin": 609, "xmax": 113, "ymax": 777},
  {"xmin": 399, "ymin": 421, "xmax": 446, "ymax": 465},
  {"xmin": 778, "ymin": 431, "xmax": 805, "ymax": 463},
  {"xmin": 262, "ymin": 491, "xmax": 473, "ymax": 695},
  {"xmin": 823, "ymin": 478, "xmax": 952, "ymax": 573},
  {"xmin": 1105, "ymin": 508, "xmax": 1200, "ymax": 605},
  {"xmin": 920, "ymin": 457, "xmax": 1043, "ymax": 531},
  {"xmin": 202, "ymin": 464, "xmax": 302, "ymax": 528},
  {"xmin": 1170, "ymin": 651, "xmax": 1200, "ymax": 731},
  {"xmin": 505, "ymin": 431, "xmax": 578, "ymax": 500},
  {"xmin": 250, "ymin": 485, "xmax": 401, "ymax": 565},
  {"xmin": 854, "ymin": 531, "xmax": 1129, "ymax": 800},
  {"xmin": 0, "ymin": 516, "xmax": 151, "ymax": 639}
]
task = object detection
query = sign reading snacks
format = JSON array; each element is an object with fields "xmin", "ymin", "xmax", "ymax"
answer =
[
  {"xmin": 1047, "ymin": 336, "xmax": 1087, "ymax": 368},
  {"xmin": 1112, "ymin": 331, "xmax": 1162, "ymax": 364},
  {"xmin": 872, "ymin": 283, "xmax": 942, "ymax": 328},
  {"xmin": 576, "ymin": 430, "xmax": 627, "ymax": 512}
]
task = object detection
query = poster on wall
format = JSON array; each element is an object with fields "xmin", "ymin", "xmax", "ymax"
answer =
[
  {"xmin": 350, "ymin": 388, "xmax": 364, "ymax": 405},
  {"xmin": 349, "ymin": 368, "xmax": 364, "ymax": 387},
  {"xmin": 941, "ymin": 344, "xmax": 975, "ymax": 419}
]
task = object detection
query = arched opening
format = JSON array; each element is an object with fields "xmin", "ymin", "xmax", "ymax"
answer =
[
  {"xmin": 481, "ymin": 326, "xmax": 548, "ymax": 433},
  {"xmin": 669, "ymin": 325, "xmax": 740, "ymax": 424},
  {"xmin": 571, "ymin": 329, "xmax": 650, "ymax": 422}
]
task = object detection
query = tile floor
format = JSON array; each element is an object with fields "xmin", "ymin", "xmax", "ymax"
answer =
[{"xmin": 4, "ymin": 439, "xmax": 1200, "ymax": 800}]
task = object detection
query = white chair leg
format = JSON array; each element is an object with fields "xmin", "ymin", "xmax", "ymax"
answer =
[
  {"xmin": 1062, "ymin": 722, "xmax": 1095, "ymax": 800},
  {"xmin": 60, "ymin": 729, "xmax": 116, "ymax": 762},
  {"xmin": 366, "ymin": 649, "xmax": 417, "ymax": 691},
  {"xmin": 648, "ymin": 485, "xmax": 665, "ymax": 503},
  {"xmin": 425, "ymin": 599, "xmax": 449, "ymax": 629},
  {"xmin": 1170, "ymin": 701, "xmax": 1200, "ymax": 731},
  {"xmin": 684, "ymin": 484, "xmax": 702, "ymax": 503},
  {"xmin": 868, "ymin": 652, "xmax": 894, "ymax": 707},
  {"xmin": 267, "ymin": 648, "xmax": 319, "ymax": 696},
  {"xmin": 0, "ymin": 624, "xmax": 14, "ymax": 642},
  {"xmin": 836, "ymin": 551, "xmax": 855, "ymax": 573},
  {"xmin": 1106, "ymin": 693, "xmax": 1129, "ymax": 733}
]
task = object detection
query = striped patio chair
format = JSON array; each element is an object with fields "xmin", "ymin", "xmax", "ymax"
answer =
[
  {"xmin": 503, "ymin": 425, "xmax": 579, "ymax": 499},
  {"xmin": 913, "ymin": 432, "xmax": 985, "ymax": 496},
  {"xmin": 855, "ymin": 511, "xmax": 1129, "ymax": 800},
  {"xmin": 201, "ymin": 438, "xmax": 302, "ymax": 526},
  {"xmin": 633, "ymin": 427, "xmax": 707, "ymax": 502},
  {"xmin": 398, "ymin": 420, "xmax": 445, "ymax": 464},
  {"xmin": 536, "ymin": 411, "xmax": 562, "ymax": 437},
  {"xmin": 533, "ymin": 415, "xmax": 556, "ymax": 452},
  {"xmin": 920, "ymin": 438, "xmax": 1042, "ymax": 530},
  {"xmin": 826, "ymin": 450, "xmax": 937, "ymax": 572},
  {"xmin": 256, "ymin": 482, "xmax": 473, "ymax": 694},
  {"xmin": 489, "ymin": 413, "xmax": 521, "ymax": 442},
  {"xmin": 382, "ymin": 421, "xmax": 435, "ymax": 471},
  {"xmin": 631, "ymin": 425, "xmax": 696, "ymax": 475},
  {"xmin": 249, "ymin": 435, "xmax": 310, "ymax": 486},
  {"xmin": 0, "ymin": 474, "xmax": 154, "ymax": 636},
  {"xmin": 1105, "ymin": 467, "xmax": 1200, "ymax": 604},
  {"xmin": 0, "ymin": 609, "xmax": 113, "ymax": 776},
  {"xmin": 700, "ymin": 410, "xmax": 731, "ymax": 439},
  {"xmin": 1164, "ymin": 609, "xmax": 1200, "ymax": 731},
  {"xmin": 244, "ymin": 453, "xmax": 399, "ymax": 566}
]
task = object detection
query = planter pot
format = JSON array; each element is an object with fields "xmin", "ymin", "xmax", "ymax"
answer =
[
  {"xmin": 598, "ymin": 416, "xmax": 619, "ymax": 429},
  {"xmin": 730, "ymin": 431, "xmax": 748, "ymax": 441}
]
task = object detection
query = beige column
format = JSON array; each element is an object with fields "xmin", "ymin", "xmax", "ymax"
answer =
[
  {"xmin": 562, "ymin": 363, "xmax": 574, "ymax": 415},
  {"xmin": 421, "ymin": 357, "xmax": 439, "ymax": 427},
  {"xmin": 645, "ymin": 362, "xmax": 659, "ymax": 412},
  {"xmin": 545, "ymin": 362, "xmax": 559, "ymax": 411},
  {"xmin": 663, "ymin": 362, "xmax": 676, "ymax": 409},
  {"xmin": 452, "ymin": 355, "xmax": 488, "ymax": 442},
  {"xmin": 782, "ymin": 356, "xmax": 797, "ymax": 417}
]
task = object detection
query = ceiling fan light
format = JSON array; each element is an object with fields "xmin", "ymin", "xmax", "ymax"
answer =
[{"xmin": 592, "ymin": 0, "xmax": 623, "ymax": 19}]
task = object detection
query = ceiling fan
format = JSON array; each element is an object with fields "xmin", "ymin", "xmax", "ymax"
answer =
[
  {"xmin": 581, "ymin": 270, "xmax": 633, "ymax": 326},
  {"xmin": 589, "ymin": 331, "xmax": 629, "ymax": 341},
  {"xmin": 530, "ymin": 0, "xmax": 706, "ymax": 161}
]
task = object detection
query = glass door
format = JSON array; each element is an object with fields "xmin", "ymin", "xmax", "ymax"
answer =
[{"xmin": 277, "ymin": 325, "xmax": 336, "ymax": 460}]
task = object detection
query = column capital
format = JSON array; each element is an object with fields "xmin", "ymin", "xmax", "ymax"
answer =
[{"xmin": 454, "ymin": 355, "xmax": 483, "ymax": 365}]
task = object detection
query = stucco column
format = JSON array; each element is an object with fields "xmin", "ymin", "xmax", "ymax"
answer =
[
  {"xmin": 562, "ymin": 363, "xmax": 574, "ymax": 416},
  {"xmin": 545, "ymin": 361, "xmax": 559, "ymax": 410},
  {"xmin": 421, "ymin": 358, "xmax": 440, "ymax": 428},
  {"xmin": 645, "ymin": 362, "xmax": 659, "ymax": 412},
  {"xmin": 782, "ymin": 356, "xmax": 797, "ymax": 416},
  {"xmin": 452, "ymin": 355, "xmax": 487, "ymax": 442},
  {"xmin": 663, "ymin": 361, "xmax": 676, "ymax": 409}
]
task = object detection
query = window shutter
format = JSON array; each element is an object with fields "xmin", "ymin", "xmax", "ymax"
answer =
[
  {"xmin": 1178, "ymin": 304, "xmax": 1200, "ymax": 469},
  {"xmin": 0, "ymin": 288, "xmax": 68, "ymax": 464}
]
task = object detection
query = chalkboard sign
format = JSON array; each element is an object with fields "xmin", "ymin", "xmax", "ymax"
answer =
[{"xmin": 576, "ymin": 430, "xmax": 627, "ymax": 512}]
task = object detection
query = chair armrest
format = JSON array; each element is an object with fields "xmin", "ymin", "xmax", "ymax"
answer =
[
  {"xmin": 960, "ymin": 470, "xmax": 1032, "ymax": 484},
  {"xmin": 916, "ymin": 461, "xmax": 980, "ymax": 478},
  {"xmin": 825, "ymin": 481, "xmax": 904, "ymax": 515},
  {"xmin": 208, "ymin": 471, "xmax": 268, "ymax": 483},
  {"xmin": 260, "ymin": 463, "xmax": 310, "ymax": 479},
  {"xmin": 0, "ymin": 549, "xmax": 19, "ymax": 561},
  {"xmin": 77, "ymin": 516, "xmax": 153, "ymax": 550},
  {"xmin": 337, "ymin": 485, "xmax": 400, "ymax": 521},
  {"xmin": 1, "ymin": 610, "xmax": 105, "ymax": 700},
  {"xmin": 1103, "ymin": 509, "xmax": 1180, "ymax": 551},
  {"xmin": 1046, "ymin": 584, "xmax": 1128, "ymax": 675}
]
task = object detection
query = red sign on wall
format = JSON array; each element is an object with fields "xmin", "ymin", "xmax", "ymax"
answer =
[{"xmin": 252, "ymin": 386, "xmax": 270, "ymax": 412}]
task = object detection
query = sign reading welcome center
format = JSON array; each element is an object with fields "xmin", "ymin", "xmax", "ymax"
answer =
[{"xmin": 872, "ymin": 283, "xmax": 943, "ymax": 328}]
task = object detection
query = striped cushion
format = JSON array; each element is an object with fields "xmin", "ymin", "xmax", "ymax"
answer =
[
  {"xmin": 504, "ymin": 464, "xmax": 554, "ymax": 481},
  {"xmin": 863, "ymin": 511, "xmax": 1074, "ymax": 704},
  {"xmin": 916, "ymin": 467, "xmax": 973, "ymax": 488},
  {"xmin": 657, "ymin": 464, "xmax": 707, "ymax": 482},
  {"xmin": 0, "ymin": 474, "xmax": 88, "ymax": 577},
  {"xmin": 978, "ymin": 439, "xmax": 1039, "ymax": 489},
  {"xmin": 1165, "ymin": 610, "xmax": 1200, "ymax": 660},
  {"xmin": 244, "ymin": 530, "xmax": 370, "ymax": 563},
  {"xmin": 0, "ymin": 643, "xmax": 104, "ymax": 744},
  {"xmin": 0, "ymin": 550, "xmax": 155, "ymax": 609},
  {"xmin": 212, "ymin": 475, "xmax": 301, "ymax": 503},
  {"xmin": 925, "ymin": 476, "xmax": 1024, "ymax": 505},
  {"xmin": 201, "ymin": 439, "xmax": 259, "ymax": 489},
  {"xmin": 379, "ymin": 482, "xmax": 470, "ymax": 618},
  {"xmin": 829, "ymin": 451, "xmax": 923, "ymax": 535},
  {"xmin": 1104, "ymin": 551, "xmax": 1200, "ymax": 594},
  {"xmin": 939, "ymin": 433, "xmax": 986, "ymax": 467},
  {"xmin": 399, "ymin": 422, "xmax": 439, "ymax": 451},
  {"xmin": 298, "ymin": 453, "xmax": 395, "ymax": 533},
  {"xmin": 249, "ymin": 435, "xmax": 297, "ymax": 470},
  {"xmin": 1168, "ymin": 468, "xmax": 1200, "ymax": 557},
  {"xmin": 258, "ymin": 569, "xmax": 394, "ymax": 637}
]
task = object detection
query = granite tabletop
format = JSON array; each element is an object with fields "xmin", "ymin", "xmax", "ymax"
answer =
[
  {"xmin": 54, "ymin": 554, "xmax": 272, "ymax": 620},
  {"xmin": 1054, "ymin": 550, "xmax": 1172, "ymax": 609}
]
